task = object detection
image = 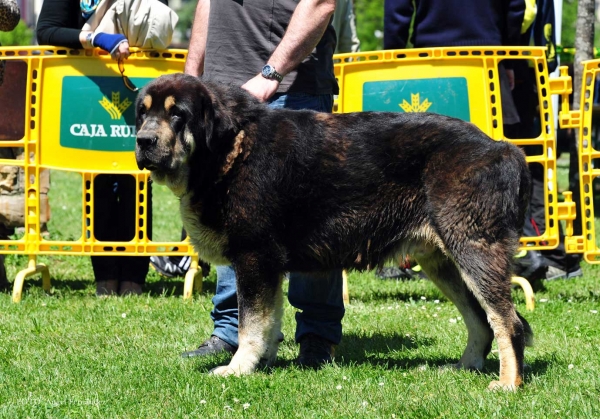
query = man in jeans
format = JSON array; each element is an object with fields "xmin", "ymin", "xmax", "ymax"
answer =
[{"xmin": 180, "ymin": 0, "xmax": 344, "ymax": 367}]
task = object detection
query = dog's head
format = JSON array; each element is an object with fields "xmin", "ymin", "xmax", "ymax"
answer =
[{"xmin": 135, "ymin": 73, "xmax": 238, "ymax": 194}]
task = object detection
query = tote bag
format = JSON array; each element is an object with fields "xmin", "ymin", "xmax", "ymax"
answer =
[{"xmin": 82, "ymin": 0, "xmax": 178, "ymax": 50}]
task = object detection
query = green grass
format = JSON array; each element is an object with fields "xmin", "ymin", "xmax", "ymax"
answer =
[{"xmin": 1, "ymin": 167, "xmax": 600, "ymax": 418}]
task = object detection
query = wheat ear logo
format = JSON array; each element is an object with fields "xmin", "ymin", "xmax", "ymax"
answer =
[
  {"xmin": 99, "ymin": 92, "xmax": 132, "ymax": 119},
  {"xmin": 399, "ymin": 93, "xmax": 432, "ymax": 112}
]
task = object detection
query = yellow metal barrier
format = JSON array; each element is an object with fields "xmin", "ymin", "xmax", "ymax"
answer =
[
  {"xmin": 0, "ymin": 46, "xmax": 202, "ymax": 301},
  {"xmin": 332, "ymin": 46, "xmax": 579, "ymax": 310},
  {"xmin": 334, "ymin": 47, "xmax": 569, "ymax": 255},
  {"xmin": 0, "ymin": 45, "xmax": 590, "ymax": 306},
  {"xmin": 560, "ymin": 59, "xmax": 600, "ymax": 262}
]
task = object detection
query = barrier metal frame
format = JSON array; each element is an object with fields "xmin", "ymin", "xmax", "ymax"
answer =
[
  {"xmin": 0, "ymin": 46, "xmax": 202, "ymax": 301},
  {"xmin": 333, "ymin": 47, "xmax": 575, "ymax": 259},
  {"xmin": 0, "ymin": 46, "xmax": 588, "ymax": 308},
  {"xmin": 560, "ymin": 59, "xmax": 600, "ymax": 262}
]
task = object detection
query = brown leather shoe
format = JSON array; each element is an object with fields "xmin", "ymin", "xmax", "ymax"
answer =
[
  {"xmin": 119, "ymin": 281, "xmax": 143, "ymax": 296},
  {"xmin": 96, "ymin": 280, "xmax": 119, "ymax": 296}
]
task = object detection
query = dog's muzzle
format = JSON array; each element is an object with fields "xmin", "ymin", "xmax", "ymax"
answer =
[{"xmin": 135, "ymin": 131, "xmax": 158, "ymax": 170}]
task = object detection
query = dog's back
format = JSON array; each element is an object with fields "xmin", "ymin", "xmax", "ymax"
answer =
[{"xmin": 246, "ymin": 110, "xmax": 530, "ymax": 275}]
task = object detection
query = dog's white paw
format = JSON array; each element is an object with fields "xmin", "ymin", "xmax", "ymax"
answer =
[
  {"xmin": 209, "ymin": 365, "xmax": 238, "ymax": 377},
  {"xmin": 488, "ymin": 380, "xmax": 519, "ymax": 391}
]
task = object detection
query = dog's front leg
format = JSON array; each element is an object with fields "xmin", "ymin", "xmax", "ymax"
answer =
[{"xmin": 211, "ymin": 260, "xmax": 284, "ymax": 377}]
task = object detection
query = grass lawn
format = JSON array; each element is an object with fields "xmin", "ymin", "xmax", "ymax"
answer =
[{"xmin": 1, "ymin": 165, "xmax": 600, "ymax": 418}]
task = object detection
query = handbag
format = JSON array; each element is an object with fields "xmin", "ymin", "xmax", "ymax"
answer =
[{"xmin": 82, "ymin": 0, "xmax": 178, "ymax": 50}]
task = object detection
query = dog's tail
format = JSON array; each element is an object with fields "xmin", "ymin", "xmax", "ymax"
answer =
[{"xmin": 517, "ymin": 311, "xmax": 534, "ymax": 346}]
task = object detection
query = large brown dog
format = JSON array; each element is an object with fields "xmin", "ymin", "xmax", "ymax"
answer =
[{"xmin": 135, "ymin": 73, "xmax": 533, "ymax": 390}]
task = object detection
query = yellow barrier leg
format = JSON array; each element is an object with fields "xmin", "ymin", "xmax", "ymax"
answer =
[
  {"xmin": 12, "ymin": 256, "xmax": 51, "ymax": 303},
  {"xmin": 183, "ymin": 256, "xmax": 202, "ymax": 300},
  {"xmin": 511, "ymin": 276, "xmax": 535, "ymax": 311},
  {"xmin": 342, "ymin": 270, "xmax": 349, "ymax": 305}
]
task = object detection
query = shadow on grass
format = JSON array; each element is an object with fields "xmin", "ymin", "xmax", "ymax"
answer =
[
  {"xmin": 0, "ymin": 271, "xmax": 218, "ymax": 298},
  {"xmin": 144, "ymin": 275, "xmax": 217, "ymax": 297},
  {"xmin": 187, "ymin": 332, "xmax": 551, "ymax": 384},
  {"xmin": 144, "ymin": 264, "xmax": 217, "ymax": 296}
]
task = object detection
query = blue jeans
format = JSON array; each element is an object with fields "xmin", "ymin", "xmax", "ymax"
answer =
[{"xmin": 211, "ymin": 92, "xmax": 344, "ymax": 347}]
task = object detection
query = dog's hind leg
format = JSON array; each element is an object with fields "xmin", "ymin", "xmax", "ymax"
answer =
[
  {"xmin": 415, "ymin": 249, "xmax": 494, "ymax": 371},
  {"xmin": 449, "ymin": 241, "xmax": 529, "ymax": 391},
  {"xmin": 211, "ymin": 263, "xmax": 284, "ymax": 377}
]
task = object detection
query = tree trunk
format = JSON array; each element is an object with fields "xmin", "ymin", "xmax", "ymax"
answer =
[
  {"xmin": 572, "ymin": 0, "xmax": 595, "ymax": 111},
  {"xmin": 569, "ymin": 0, "xmax": 595, "ymax": 238}
]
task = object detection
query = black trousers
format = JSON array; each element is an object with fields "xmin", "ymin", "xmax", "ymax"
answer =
[{"xmin": 91, "ymin": 174, "xmax": 152, "ymax": 284}]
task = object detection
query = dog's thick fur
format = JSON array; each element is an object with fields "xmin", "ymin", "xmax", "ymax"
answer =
[{"xmin": 135, "ymin": 73, "xmax": 533, "ymax": 390}]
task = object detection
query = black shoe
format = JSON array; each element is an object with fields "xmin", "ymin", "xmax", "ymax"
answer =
[
  {"xmin": 545, "ymin": 265, "xmax": 583, "ymax": 281},
  {"xmin": 0, "ymin": 281, "xmax": 10, "ymax": 293},
  {"xmin": 404, "ymin": 265, "xmax": 428, "ymax": 280},
  {"xmin": 199, "ymin": 260, "xmax": 211, "ymax": 278},
  {"xmin": 181, "ymin": 335, "xmax": 237, "ymax": 358},
  {"xmin": 297, "ymin": 333, "xmax": 334, "ymax": 368},
  {"xmin": 150, "ymin": 256, "xmax": 190, "ymax": 278},
  {"xmin": 514, "ymin": 250, "xmax": 548, "ymax": 281},
  {"xmin": 376, "ymin": 267, "xmax": 411, "ymax": 280},
  {"xmin": 376, "ymin": 266, "xmax": 427, "ymax": 280}
]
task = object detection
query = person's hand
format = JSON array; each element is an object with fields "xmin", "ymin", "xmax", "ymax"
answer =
[
  {"xmin": 92, "ymin": 33, "xmax": 129, "ymax": 60},
  {"xmin": 241, "ymin": 74, "xmax": 280, "ymax": 102},
  {"xmin": 112, "ymin": 40, "xmax": 130, "ymax": 61}
]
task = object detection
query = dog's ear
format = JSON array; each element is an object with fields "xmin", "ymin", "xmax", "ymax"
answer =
[
  {"xmin": 199, "ymin": 92, "xmax": 215, "ymax": 150},
  {"xmin": 200, "ymin": 89, "xmax": 237, "ymax": 152}
]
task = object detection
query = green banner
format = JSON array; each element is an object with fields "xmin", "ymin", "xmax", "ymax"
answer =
[
  {"xmin": 60, "ymin": 76, "xmax": 152, "ymax": 151},
  {"xmin": 362, "ymin": 77, "xmax": 470, "ymax": 121}
]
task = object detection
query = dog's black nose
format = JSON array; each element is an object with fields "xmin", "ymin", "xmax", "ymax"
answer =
[{"xmin": 136, "ymin": 132, "xmax": 158, "ymax": 148}]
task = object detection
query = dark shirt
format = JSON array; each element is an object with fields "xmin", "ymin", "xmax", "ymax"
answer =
[
  {"xmin": 36, "ymin": 0, "xmax": 168, "ymax": 49},
  {"xmin": 383, "ymin": 0, "xmax": 526, "ymax": 50},
  {"xmin": 203, "ymin": 0, "xmax": 339, "ymax": 95}
]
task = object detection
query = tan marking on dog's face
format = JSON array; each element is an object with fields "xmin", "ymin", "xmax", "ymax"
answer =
[
  {"xmin": 164, "ymin": 95, "xmax": 176, "ymax": 111},
  {"xmin": 315, "ymin": 113, "xmax": 332, "ymax": 121},
  {"xmin": 145, "ymin": 118, "xmax": 190, "ymax": 195},
  {"xmin": 157, "ymin": 119, "xmax": 176, "ymax": 148},
  {"xmin": 143, "ymin": 94, "xmax": 152, "ymax": 110}
]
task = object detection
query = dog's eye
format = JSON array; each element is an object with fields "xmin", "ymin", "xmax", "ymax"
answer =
[{"xmin": 171, "ymin": 111, "xmax": 184, "ymax": 124}]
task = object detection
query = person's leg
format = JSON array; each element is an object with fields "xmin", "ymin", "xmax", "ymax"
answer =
[
  {"xmin": 528, "ymin": 170, "xmax": 582, "ymax": 279},
  {"xmin": 181, "ymin": 265, "xmax": 238, "ymax": 357},
  {"xmin": 183, "ymin": 93, "xmax": 343, "ymax": 362},
  {"xmin": 269, "ymin": 92, "xmax": 345, "ymax": 364},
  {"xmin": 210, "ymin": 265, "xmax": 240, "ymax": 346},
  {"xmin": 92, "ymin": 175, "xmax": 120, "ymax": 295},
  {"xmin": 0, "ymin": 224, "xmax": 13, "ymax": 292},
  {"xmin": 288, "ymin": 270, "xmax": 345, "ymax": 342},
  {"xmin": 114, "ymin": 175, "xmax": 150, "ymax": 295}
]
